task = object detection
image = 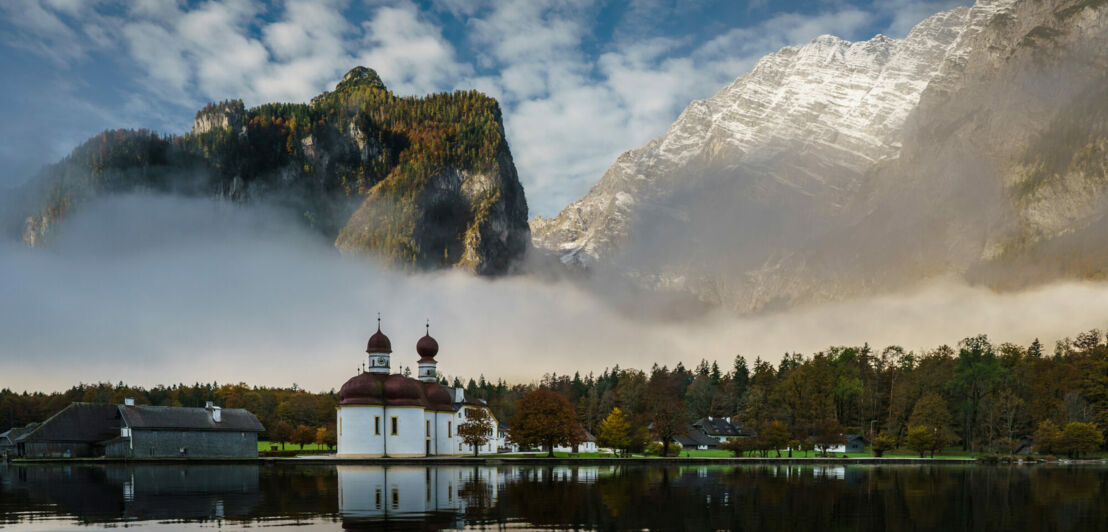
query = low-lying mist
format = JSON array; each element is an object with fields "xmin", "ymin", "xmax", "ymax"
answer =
[{"xmin": 3, "ymin": 193, "xmax": 1108, "ymax": 393}]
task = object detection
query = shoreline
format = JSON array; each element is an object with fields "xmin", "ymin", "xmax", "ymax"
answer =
[
  {"xmin": 1, "ymin": 456, "xmax": 1049, "ymax": 465},
  {"xmin": 8, "ymin": 454, "xmax": 1106, "ymax": 466}
]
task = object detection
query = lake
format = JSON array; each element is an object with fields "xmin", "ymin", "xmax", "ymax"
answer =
[{"xmin": 0, "ymin": 462, "xmax": 1105, "ymax": 530}]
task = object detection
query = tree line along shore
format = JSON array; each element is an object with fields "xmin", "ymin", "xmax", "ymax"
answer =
[{"xmin": 3, "ymin": 329, "xmax": 1107, "ymax": 459}]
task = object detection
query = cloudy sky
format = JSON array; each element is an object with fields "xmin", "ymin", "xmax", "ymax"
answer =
[{"xmin": 0, "ymin": 0, "xmax": 966, "ymax": 217}]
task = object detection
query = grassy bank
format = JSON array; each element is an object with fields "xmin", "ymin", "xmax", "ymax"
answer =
[{"xmin": 259, "ymin": 441, "xmax": 333, "ymax": 452}]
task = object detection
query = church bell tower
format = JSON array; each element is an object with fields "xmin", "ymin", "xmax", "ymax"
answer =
[{"xmin": 366, "ymin": 314, "xmax": 392, "ymax": 374}]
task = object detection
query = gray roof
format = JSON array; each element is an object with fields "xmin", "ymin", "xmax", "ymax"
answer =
[
  {"xmin": 17, "ymin": 403, "xmax": 121, "ymax": 444},
  {"xmin": 119, "ymin": 405, "xmax": 264, "ymax": 432},
  {"xmin": 693, "ymin": 417, "xmax": 753, "ymax": 437},
  {"xmin": 675, "ymin": 428, "xmax": 719, "ymax": 448},
  {"xmin": 0, "ymin": 426, "xmax": 32, "ymax": 446}
]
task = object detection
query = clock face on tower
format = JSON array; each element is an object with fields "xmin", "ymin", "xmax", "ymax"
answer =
[{"xmin": 371, "ymin": 356, "xmax": 388, "ymax": 367}]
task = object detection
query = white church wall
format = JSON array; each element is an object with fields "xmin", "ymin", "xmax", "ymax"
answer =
[
  {"xmin": 435, "ymin": 411, "xmax": 456, "ymax": 455},
  {"xmin": 337, "ymin": 405, "xmax": 385, "ymax": 457},
  {"xmin": 384, "ymin": 406, "xmax": 426, "ymax": 457}
]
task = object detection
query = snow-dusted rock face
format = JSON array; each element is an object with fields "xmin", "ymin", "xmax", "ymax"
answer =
[{"xmin": 532, "ymin": 0, "xmax": 1108, "ymax": 312}]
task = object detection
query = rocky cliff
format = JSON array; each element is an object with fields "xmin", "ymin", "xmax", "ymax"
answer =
[
  {"xmin": 532, "ymin": 0, "xmax": 1108, "ymax": 312},
  {"xmin": 14, "ymin": 67, "xmax": 530, "ymax": 274}
]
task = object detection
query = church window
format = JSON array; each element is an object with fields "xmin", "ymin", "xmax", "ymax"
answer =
[
  {"xmin": 374, "ymin": 416, "xmax": 380, "ymax": 435},
  {"xmin": 426, "ymin": 420, "xmax": 430, "ymax": 437},
  {"xmin": 391, "ymin": 417, "xmax": 398, "ymax": 435},
  {"xmin": 447, "ymin": 421, "xmax": 452, "ymax": 437}
]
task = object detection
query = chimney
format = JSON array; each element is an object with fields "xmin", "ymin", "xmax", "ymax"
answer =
[
  {"xmin": 124, "ymin": 398, "xmax": 135, "ymax": 407},
  {"xmin": 204, "ymin": 401, "xmax": 222, "ymax": 422}
]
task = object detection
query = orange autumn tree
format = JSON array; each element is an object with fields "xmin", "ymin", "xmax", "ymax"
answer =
[
  {"xmin": 458, "ymin": 407, "xmax": 494, "ymax": 456},
  {"xmin": 508, "ymin": 389, "xmax": 577, "ymax": 457}
]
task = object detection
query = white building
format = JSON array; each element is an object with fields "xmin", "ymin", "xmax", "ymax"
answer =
[
  {"xmin": 553, "ymin": 431, "xmax": 598, "ymax": 454},
  {"xmin": 337, "ymin": 320, "xmax": 498, "ymax": 457}
]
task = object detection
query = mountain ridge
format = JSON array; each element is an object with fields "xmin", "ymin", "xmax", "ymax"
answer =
[{"xmin": 531, "ymin": 0, "xmax": 1108, "ymax": 312}]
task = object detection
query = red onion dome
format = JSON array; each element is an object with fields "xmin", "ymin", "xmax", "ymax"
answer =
[
  {"xmin": 339, "ymin": 373, "xmax": 386, "ymax": 405},
  {"xmin": 366, "ymin": 327, "xmax": 392, "ymax": 354},
  {"xmin": 423, "ymin": 382, "xmax": 453, "ymax": 411},
  {"xmin": 383, "ymin": 374, "xmax": 426, "ymax": 407},
  {"xmin": 339, "ymin": 373, "xmax": 431, "ymax": 407},
  {"xmin": 416, "ymin": 334, "xmax": 439, "ymax": 362}
]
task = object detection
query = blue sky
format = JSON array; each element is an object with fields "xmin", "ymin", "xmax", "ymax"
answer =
[{"xmin": 0, "ymin": 0, "xmax": 966, "ymax": 217}]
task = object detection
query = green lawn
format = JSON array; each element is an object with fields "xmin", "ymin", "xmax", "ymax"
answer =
[
  {"xmin": 259, "ymin": 441, "xmax": 333, "ymax": 452},
  {"xmin": 495, "ymin": 452, "xmax": 620, "ymax": 458},
  {"xmin": 677, "ymin": 450, "xmax": 734, "ymax": 457}
]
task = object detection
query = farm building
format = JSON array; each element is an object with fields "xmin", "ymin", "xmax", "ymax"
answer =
[
  {"xmin": 1, "ymin": 425, "xmax": 34, "ymax": 458},
  {"xmin": 11, "ymin": 400, "xmax": 264, "ymax": 459},
  {"xmin": 15, "ymin": 403, "xmax": 121, "ymax": 458},
  {"xmin": 105, "ymin": 401, "xmax": 264, "ymax": 458}
]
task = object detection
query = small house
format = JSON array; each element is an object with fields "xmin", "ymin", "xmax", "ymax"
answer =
[
  {"xmin": 554, "ymin": 430, "xmax": 598, "ymax": 454},
  {"xmin": 1, "ymin": 426, "xmax": 34, "ymax": 458},
  {"xmin": 675, "ymin": 428, "xmax": 719, "ymax": 450},
  {"xmin": 824, "ymin": 434, "xmax": 866, "ymax": 454},
  {"xmin": 692, "ymin": 417, "xmax": 753, "ymax": 443}
]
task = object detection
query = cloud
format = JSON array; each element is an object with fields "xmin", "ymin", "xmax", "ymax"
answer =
[
  {"xmin": 3, "ymin": 194, "xmax": 1108, "ymax": 393},
  {"xmin": 0, "ymin": 0, "xmax": 105, "ymax": 65},
  {"xmin": 0, "ymin": 0, "xmax": 962, "ymax": 212},
  {"xmin": 356, "ymin": 1, "xmax": 471, "ymax": 96}
]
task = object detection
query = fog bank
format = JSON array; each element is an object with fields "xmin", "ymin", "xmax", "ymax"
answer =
[{"xmin": 2, "ymin": 194, "xmax": 1107, "ymax": 393}]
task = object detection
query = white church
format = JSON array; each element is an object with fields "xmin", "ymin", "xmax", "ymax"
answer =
[{"xmin": 336, "ymin": 319, "xmax": 500, "ymax": 457}]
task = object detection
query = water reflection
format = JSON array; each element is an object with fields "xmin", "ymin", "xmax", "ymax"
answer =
[{"xmin": 1, "ymin": 462, "xmax": 1107, "ymax": 530}]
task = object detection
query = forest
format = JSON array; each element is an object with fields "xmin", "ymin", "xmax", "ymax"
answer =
[
  {"xmin": 15, "ymin": 67, "xmax": 513, "ymax": 269},
  {"xmin": 3, "ymin": 328, "xmax": 1106, "ymax": 454}
]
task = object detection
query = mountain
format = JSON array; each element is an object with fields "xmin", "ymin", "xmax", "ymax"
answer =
[
  {"xmin": 531, "ymin": 0, "xmax": 1108, "ymax": 312},
  {"xmin": 11, "ymin": 67, "xmax": 530, "ymax": 274}
]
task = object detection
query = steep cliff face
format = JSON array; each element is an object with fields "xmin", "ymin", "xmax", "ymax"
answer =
[
  {"xmin": 14, "ymin": 67, "xmax": 531, "ymax": 274},
  {"xmin": 532, "ymin": 0, "xmax": 1108, "ymax": 312},
  {"xmin": 335, "ymin": 142, "xmax": 529, "ymax": 274},
  {"xmin": 530, "ymin": 3, "xmax": 998, "ymax": 264}
]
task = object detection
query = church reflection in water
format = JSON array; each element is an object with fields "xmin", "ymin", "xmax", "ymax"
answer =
[
  {"xmin": 336, "ymin": 464, "xmax": 604, "ymax": 529},
  {"xmin": 0, "ymin": 461, "xmax": 608, "ymax": 529}
]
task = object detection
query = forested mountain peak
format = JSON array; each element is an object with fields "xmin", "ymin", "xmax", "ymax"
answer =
[
  {"xmin": 335, "ymin": 66, "xmax": 387, "ymax": 93},
  {"xmin": 12, "ymin": 66, "xmax": 530, "ymax": 274}
]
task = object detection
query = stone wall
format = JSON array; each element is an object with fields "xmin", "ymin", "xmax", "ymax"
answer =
[{"xmin": 119, "ymin": 430, "xmax": 258, "ymax": 458}]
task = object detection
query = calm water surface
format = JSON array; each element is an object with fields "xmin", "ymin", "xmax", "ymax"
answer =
[{"xmin": 1, "ymin": 462, "xmax": 1105, "ymax": 531}]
